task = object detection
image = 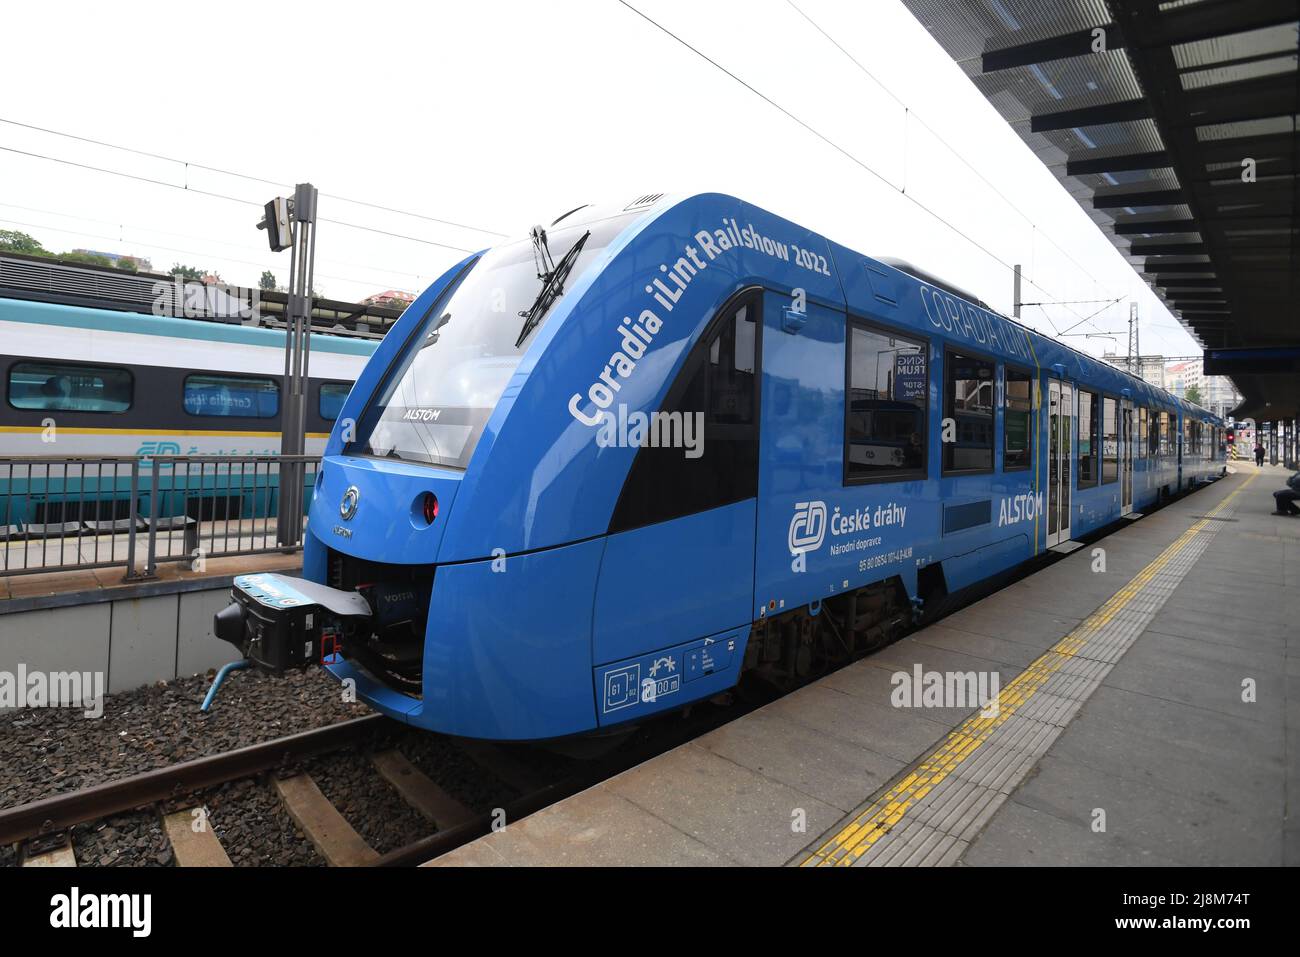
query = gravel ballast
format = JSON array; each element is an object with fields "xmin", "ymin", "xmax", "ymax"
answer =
[
  {"xmin": 0, "ymin": 667, "xmax": 371, "ymax": 810},
  {"xmin": 304, "ymin": 750, "xmax": 429, "ymax": 854},
  {"xmin": 197, "ymin": 778, "xmax": 325, "ymax": 867},
  {"xmin": 1, "ymin": 663, "xmax": 600, "ymax": 867},
  {"xmin": 73, "ymin": 811, "xmax": 174, "ymax": 867}
]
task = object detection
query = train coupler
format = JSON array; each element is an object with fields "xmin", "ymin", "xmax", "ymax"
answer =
[{"xmin": 213, "ymin": 573, "xmax": 372, "ymax": 675}]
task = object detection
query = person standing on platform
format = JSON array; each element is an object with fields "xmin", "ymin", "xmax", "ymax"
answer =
[{"xmin": 1255, "ymin": 442, "xmax": 1266, "ymax": 467}]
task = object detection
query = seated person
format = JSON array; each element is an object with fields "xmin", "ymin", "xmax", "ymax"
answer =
[{"xmin": 1273, "ymin": 471, "xmax": 1300, "ymax": 516}]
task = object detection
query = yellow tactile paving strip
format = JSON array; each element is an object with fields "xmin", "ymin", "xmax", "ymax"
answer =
[{"xmin": 798, "ymin": 473, "xmax": 1256, "ymax": 866}]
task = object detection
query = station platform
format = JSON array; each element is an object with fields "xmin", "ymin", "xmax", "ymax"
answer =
[{"xmin": 435, "ymin": 463, "xmax": 1298, "ymax": 866}]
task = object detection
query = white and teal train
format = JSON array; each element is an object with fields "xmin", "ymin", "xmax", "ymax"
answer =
[{"xmin": 0, "ymin": 256, "xmax": 386, "ymax": 530}]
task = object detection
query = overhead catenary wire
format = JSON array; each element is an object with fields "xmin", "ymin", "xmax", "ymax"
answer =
[
  {"xmin": 616, "ymin": 0, "xmax": 1123, "ymax": 340},
  {"xmin": 0, "ymin": 144, "xmax": 479, "ymax": 256},
  {"xmin": 0, "ymin": 213, "xmax": 424, "ymax": 293},
  {"xmin": 783, "ymin": 0, "xmax": 1115, "ymax": 301},
  {"xmin": 0, "ymin": 115, "xmax": 508, "ymax": 239},
  {"xmin": 0, "ymin": 200, "xmax": 432, "ymax": 287},
  {"xmin": 785, "ymin": 1, "xmax": 1202, "ymax": 356}
]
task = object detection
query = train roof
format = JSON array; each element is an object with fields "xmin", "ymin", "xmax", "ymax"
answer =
[
  {"xmin": 0, "ymin": 252, "xmax": 404, "ymax": 340},
  {"xmin": 0, "ymin": 294, "xmax": 378, "ymax": 357},
  {"xmin": 866, "ymin": 249, "xmax": 1209, "ymax": 417},
  {"xmin": 549, "ymin": 191, "xmax": 1220, "ymax": 424}
]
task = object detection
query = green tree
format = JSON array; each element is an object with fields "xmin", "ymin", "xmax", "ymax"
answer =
[
  {"xmin": 1184, "ymin": 385, "xmax": 1203, "ymax": 406},
  {"xmin": 61, "ymin": 251, "xmax": 114, "ymax": 269},
  {"xmin": 0, "ymin": 230, "xmax": 47, "ymax": 255},
  {"xmin": 169, "ymin": 264, "xmax": 206, "ymax": 282},
  {"xmin": 259, "ymin": 270, "xmax": 278, "ymax": 291}
]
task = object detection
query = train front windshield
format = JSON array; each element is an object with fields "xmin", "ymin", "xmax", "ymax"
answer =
[{"xmin": 349, "ymin": 211, "xmax": 635, "ymax": 470}]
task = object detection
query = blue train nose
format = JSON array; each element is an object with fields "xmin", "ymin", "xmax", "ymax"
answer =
[{"xmin": 309, "ymin": 454, "xmax": 461, "ymax": 564}]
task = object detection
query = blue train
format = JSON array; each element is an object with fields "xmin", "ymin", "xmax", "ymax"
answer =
[{"xmin": 214, "ymin": 193, "xmax": 1224, "ymax": 740}]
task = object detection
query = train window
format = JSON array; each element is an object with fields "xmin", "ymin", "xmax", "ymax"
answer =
[
  {"xmin": 319, "ymin": 382, "xmax": 350, "ymax": 421},
  {"xmin": 1078, "ymin": 390, "xmax": 1098, "ymax": 488},
  {"xmin": 1159, "ymin": 411, "xmax": 1172, "ymax": 459},
  {"xmin": 183, "ymin": 374, "xmax": 279, "ymax": 418},
  {"xmin": 1139, "ymin": 407, "xmax": 1148, "ymax": 462},
  {"xmin": 1101, "ymin": 396, "xmax": 1118, "ymax": 484},
  {"xmin": 942, "ymin": 351, "xmax": 994, "ymax": 474},
  {"xmin": 708, "ymin": 302, "xmax": 757, "ymax": 425},
  {"xmin": 609, "ymin": 290, "xmax": 761, "ymax": 533},
  {"xmin": 8, "ymin": 361, "xmax": 132, "ymax": 413},
  {"xmin": 350, "ymin": 211, "xmax": 639, "ymax": 470},
  {"xmin": 845, "ymin": 321, "xmax": 927, "ymax": 483},
  {"xmin": 1148, "ymin": 408, "xmax": 1159, "ymax": 458},
  {"xmin": 1004, "ymin": 366, "xmax": 1032, "ymax": 471}
]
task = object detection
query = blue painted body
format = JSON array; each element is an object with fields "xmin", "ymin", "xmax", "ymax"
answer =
[{"xmin": 306, "ymin": 193, "xmax": 1224, "ymax": 740}]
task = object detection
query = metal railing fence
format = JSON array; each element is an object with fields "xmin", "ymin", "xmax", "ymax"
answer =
[{"xmin": 0, "ymin": 454, "xmax": 319, "ymax": 580}]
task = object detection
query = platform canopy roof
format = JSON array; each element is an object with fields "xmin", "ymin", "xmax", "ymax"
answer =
[{"xmin": 902, "ymin": 0, "xmax": 1299, "ymax": 420}]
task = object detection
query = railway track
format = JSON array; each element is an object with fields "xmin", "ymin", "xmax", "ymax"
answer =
[
  {"xmin": 0, "ymin": 694, "xmax": 751, "ymax": 867},
  {"xmin": 2, "ymin": 713, "xmax": 546, "ymax": 867}
]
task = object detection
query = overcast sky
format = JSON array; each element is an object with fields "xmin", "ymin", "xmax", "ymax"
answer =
[{"xmin": 1, "ymin": 0, "xmax": 1202, "ymax": 359}]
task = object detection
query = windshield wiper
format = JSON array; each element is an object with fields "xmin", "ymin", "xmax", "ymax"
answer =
[
  {"xmin": 421, "ymin": 311, "xmax": 451, "ymax": 349},
  {"xmin": 516, "ymin": 227, "xmax": 590, "ymax": 348}
]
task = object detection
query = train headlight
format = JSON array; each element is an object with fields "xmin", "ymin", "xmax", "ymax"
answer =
[{"xmin": 422, "ymin": 492, "xmax": 439, "ymax": 525}]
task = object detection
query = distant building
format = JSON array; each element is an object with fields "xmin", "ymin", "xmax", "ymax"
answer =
[
  {"xmin": 1164, "ymin": 359, "xmax": 1239, "ymax": 416},
  {"xmin": 1101, "ymin": 355, "xmax": 1240, "ymax": 417},
  {"xmin": 362, "ymin": 289, "xmax": 416, "ymax": 308},
  {"xmin": 1165, "ymin": 359, "xmax": 1201, "ymax": 400},
  {"xmin": 1101, "ymin": 353, "xmax": 1166, "ymax": 390}
]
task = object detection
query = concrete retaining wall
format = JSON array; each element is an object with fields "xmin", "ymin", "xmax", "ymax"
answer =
[{"xmin": 1, "ymin": 580, "xmax": 245, "ymax": 705}]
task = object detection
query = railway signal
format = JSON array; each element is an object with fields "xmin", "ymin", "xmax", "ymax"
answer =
[{"xmin": 256, "ymin": 183, "xmax": 320, "ymax": 546}]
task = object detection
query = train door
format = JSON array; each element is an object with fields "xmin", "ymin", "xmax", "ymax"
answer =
[
  {"xmin": 592, "ymin": 288, "xmax": 761, "ymax": 672},
  {"xmin": 1120, "ymin": 399, "xmax": 1134, "ymax": 515},
  {"xmin": 1046, "ymin": 378, "xmax": 1072, "ymax": 547},
  {"xmin": 1176, "ymin": 416, "xmax": 1184, "ymax": 490}
]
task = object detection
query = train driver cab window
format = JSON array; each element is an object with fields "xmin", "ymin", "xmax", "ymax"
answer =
[
  {"xmin": 8, "ymin": 361, "xmax": 132, "ymax": 413},
  {"xmin": 1078, "ymin": 390, "xmax": 1098, "ymax": 488},
  {"xmin": 319, "ymin": 382, "xmax": 350, "ymax": 421},
  {"xmin": 845, "ymin": 322, "xmax": 927, "ymax": 483},
  {"xmin": 609, "ymin": 290, "xmax": 761, "ymax": 533},
  {"xmin": 1004, "ymin": 366, "xmax": 1033, "ymax": 471},
  {"xmin": 184, "ymin": 374, "xmax": 280, "ymax": 418},
  {"xmin": 1101, "ymin": 396, "xmax": 1118, "ymax": 484},
  {"xmin": 942, "ymin": 351, "xmax": 994, "ymax": 473}
]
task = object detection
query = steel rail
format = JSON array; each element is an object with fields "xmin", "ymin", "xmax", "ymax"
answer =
[{"xmin": 0, "ymin": 713, "xmax": 391, "ymax": 845}]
